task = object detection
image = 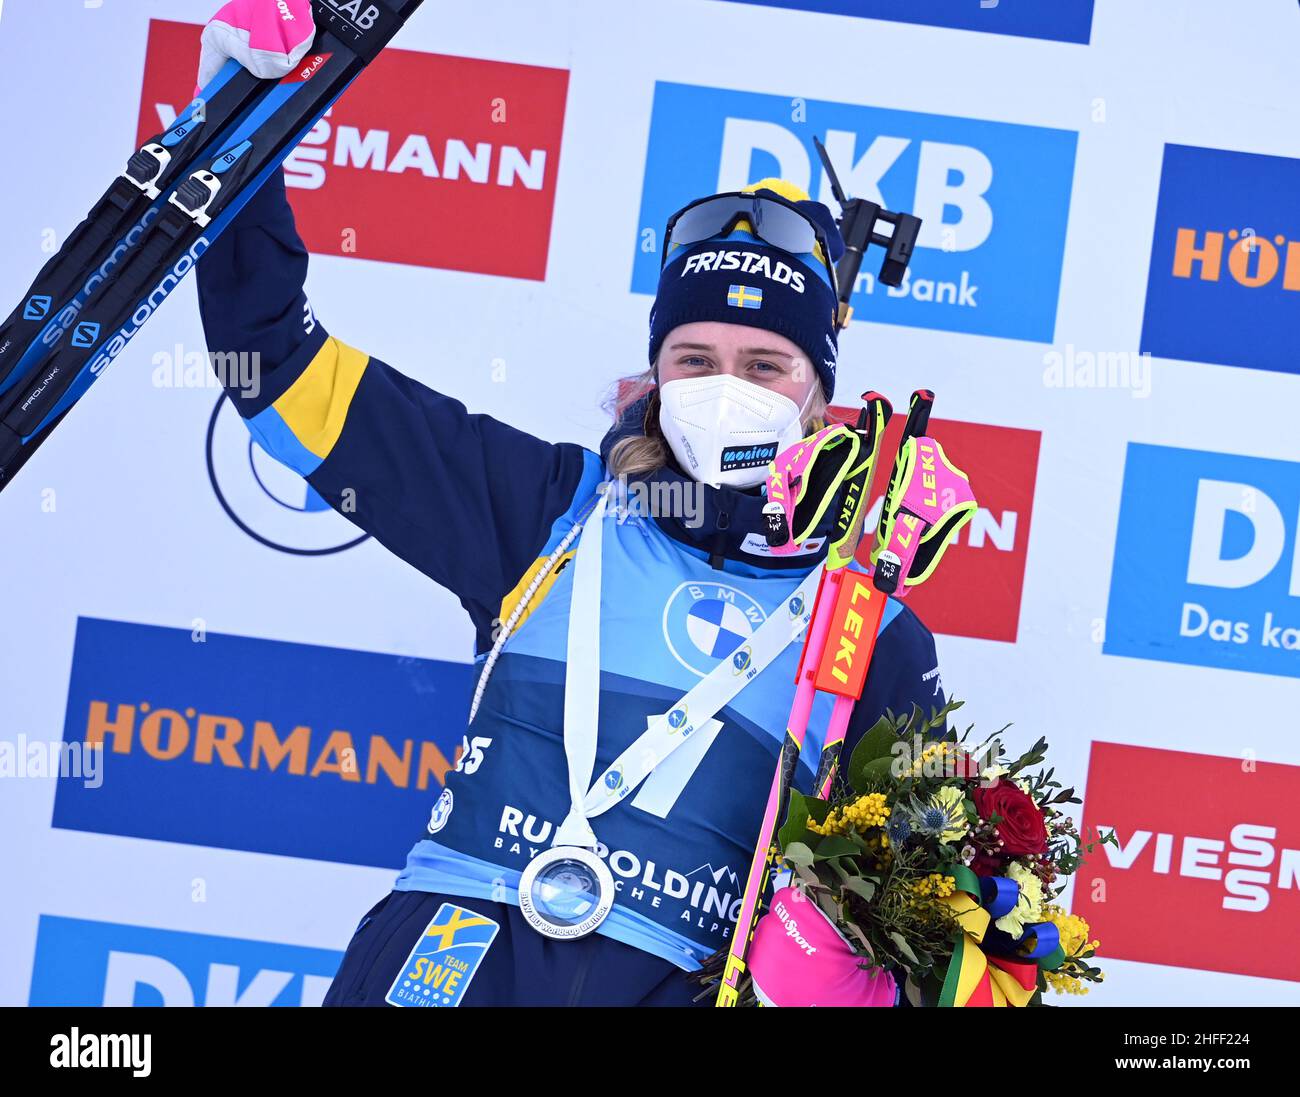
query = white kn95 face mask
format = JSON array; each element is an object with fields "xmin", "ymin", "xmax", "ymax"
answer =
[{"xmin": 658, "ymin": 373, "xmax": 813, "ymax": 489}]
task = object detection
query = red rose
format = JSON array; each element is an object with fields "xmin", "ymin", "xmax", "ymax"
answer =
[
  {"xmin": 966, "ymin": 851, "xmax": 1004, "ymax": 877},
  {"xmin": 972, "ymin": 780, "xmax": 1047, "ymax": 857}
]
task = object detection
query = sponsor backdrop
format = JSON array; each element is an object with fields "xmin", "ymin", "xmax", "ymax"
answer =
[{"xmin": 0, "ymin": 0, "xmax": 1297, "ymax": 1007}]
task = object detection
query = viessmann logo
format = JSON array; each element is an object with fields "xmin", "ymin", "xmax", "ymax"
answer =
[
  {"xmin": 52, "ymin": 618, "xmax": 474, "ymax": 868},
  {"xmin": 137, "ymin": 20, "xmax": 570, "ymax": 279},
  {"xmin": 828, "ymin": 409, "xmax": 1040, "ymax": 643},
  {"xmin": 1077, "ymin": 742, "xmax": 1300, "ymax": 982},
  {"xmin": 1141, "ymin": 144, "xmax": 1300, "ymax": 377}
]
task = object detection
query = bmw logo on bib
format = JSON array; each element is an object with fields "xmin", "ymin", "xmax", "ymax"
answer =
[
  {"xmin": 426, "ymin": 788, "xmax": 454, "ymax": 834},
  {"xmin": 662, "ymin": 581, "xmax": 766, "ymax": 677}
]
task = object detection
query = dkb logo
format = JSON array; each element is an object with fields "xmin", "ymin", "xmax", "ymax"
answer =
[
  {"xmin": 1105, "ymin": 443, "xmax": 1300, "ymax": 679},
  {"xmin": 633, "ymin": 84, "xmax": 1076, "ymax": 344}
]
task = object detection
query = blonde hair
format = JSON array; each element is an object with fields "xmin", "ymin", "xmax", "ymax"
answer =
[{"xmin": 604, "ymin": 366, "xmax": 829, "ymax": 480}]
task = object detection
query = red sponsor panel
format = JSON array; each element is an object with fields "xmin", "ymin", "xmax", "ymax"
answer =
[
  {"xmin": 137, "ymin": 20, "xmax": 568, "ymax": 279},
  {"xmin": 829, "ymin": 407, "xmax": 1039, "ymax": 642},
  {"xmin": 1077, "ymin": 741, "xmax": 1300, "ymax": 982}
]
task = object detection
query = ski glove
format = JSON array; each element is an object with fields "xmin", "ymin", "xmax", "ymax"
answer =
[{"xmin": 197, "ymin": 0, "xmax": 317, "ymax": 89}]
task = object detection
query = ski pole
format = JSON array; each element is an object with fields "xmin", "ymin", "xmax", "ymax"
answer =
[
  {"xmin": 716, "ymin": 392, "xmax": 890, "ymax": 1007},
  {"xmin": 811, "ymin": 389, "xmax": 979, "ymax": 796},
  {"xmin": 809, "ymin": 389, "xmax": 932, "ymax": 795}
]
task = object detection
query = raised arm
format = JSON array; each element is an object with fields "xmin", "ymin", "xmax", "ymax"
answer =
[{"xmin": 196, "ymin": 166, "xmax": 591, "ymax": 617}]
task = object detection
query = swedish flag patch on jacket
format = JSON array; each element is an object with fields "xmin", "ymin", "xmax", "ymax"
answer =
[{"xmin": 385, "ymin": 903, "xmax": 500, "ymax": 1007}]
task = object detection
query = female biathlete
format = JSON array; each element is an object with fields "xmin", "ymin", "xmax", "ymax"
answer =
[{"xmin": 196, "ymin": 0, "xmax": 946, "ymax": 1007}]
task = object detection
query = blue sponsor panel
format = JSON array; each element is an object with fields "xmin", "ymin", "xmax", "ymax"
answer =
[
  {"xmin": 725, "ymin": 0, "xmax": 1094, "ymax": 44},
  {"xmin": 632, "ymin": 83, "xmax": 1076, "ymax": 343},
  {"xmin": 52, "ymin": 617, "xmax": 474, "ymax": 867},
  {"xmin": 1141, "ymin": 144, "xmax": 1300, "ymax": 377},
  {"xmin": 30, "ymin": 915, "xmax": 342, "ymax": 1006},
  {"xmin": 1105, "ymin": 444, "xmax": 1300, "ymax": 679}
]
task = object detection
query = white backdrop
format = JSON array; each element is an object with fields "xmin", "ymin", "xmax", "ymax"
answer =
[{"xmin": 1, "ymin": 0, "xmax": 1298, "ymax": 1006}]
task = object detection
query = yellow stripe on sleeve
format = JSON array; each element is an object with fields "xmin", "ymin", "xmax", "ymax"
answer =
[{"xmin": 272, "ymin": 337, "xmax": 370, "ymax": 461}]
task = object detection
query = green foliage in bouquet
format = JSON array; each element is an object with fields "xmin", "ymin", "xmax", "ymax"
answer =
[{"xmin": 776, "ymin": 701, "xmax": 1113, "ymax": 1006}]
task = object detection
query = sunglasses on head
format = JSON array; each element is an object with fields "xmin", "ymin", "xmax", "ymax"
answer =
[{"xmin": 661, "ymin": 191, "xmax": 839, "ymax": 300}]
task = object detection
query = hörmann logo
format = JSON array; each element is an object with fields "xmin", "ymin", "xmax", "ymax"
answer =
[
  {"xmin": 1141, "ymin": 144, "xmax": 1300, "ymax": 377},
  {"xmin": 82, "ymin": 700, "xmax": 457, "ymax": 789},
  {"xmin": 88, "ymin": 239, "xmax": 209, "ymax": 376},
  {"xmin": 52, "ymin": 618, "xmax": 473, "ymax": 868}
]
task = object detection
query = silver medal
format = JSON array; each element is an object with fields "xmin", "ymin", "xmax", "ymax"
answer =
[{"xmin": 518, "ymin": 845, "xmax": 615, "ymax": 940}]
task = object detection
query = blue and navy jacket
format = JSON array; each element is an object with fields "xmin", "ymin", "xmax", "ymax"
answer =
[{"xmin": 196, "ymin": 172, "xmax": 947, "ymax": 972}]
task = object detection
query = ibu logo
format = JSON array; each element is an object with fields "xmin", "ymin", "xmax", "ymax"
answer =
[
  {"xmin": 1105, "ymin": 443, "xmax": 1300, "ymax": 679},
  {"xmin": 23, "ymin": 294, "xmax": 52, "ymax": 321},
  {"xmin": 71, "ymin": 321, "xmax": 101, "ymax": 348},
  {"xmin": 632, "ymin": 84, "xmax": 1076, "ymax": 343},
  {"xmin": 1141, "ymin": 144, "xmax": 1300, "ymax": 376},
  {"xmin": 51, "ymin": 617, "xmax": 474, "ymax": 868}
]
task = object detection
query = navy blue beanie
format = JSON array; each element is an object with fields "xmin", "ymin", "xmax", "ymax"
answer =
[{"xmin": 648, "ymin": 184, "xmax": 844, "ymax": 399}]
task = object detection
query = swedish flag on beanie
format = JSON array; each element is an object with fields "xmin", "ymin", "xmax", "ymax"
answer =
[{"xmin": 649, "ymin": 178, "xmax": 844, "ymax": 399}]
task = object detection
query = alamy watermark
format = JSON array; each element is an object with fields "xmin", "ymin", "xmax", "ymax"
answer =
[
  {"xmin": 1043, "ymin": 344, "xmax": 1151, "ymax": 398},
  {"xmin": 1, "ymin": 735, "xmax": 103, "ymax": 788},
  {"xmin": 599, "ymin": 474, "xmax": 706, "ymax": 529},
  {"xmin": 151, "ymin": 343, "xmax": 261, "ymax": 399}
]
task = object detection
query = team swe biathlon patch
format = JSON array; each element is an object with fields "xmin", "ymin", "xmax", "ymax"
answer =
[{"xmin": 385, "ymin": 903, "xmax": 500, "ymax": 1007}]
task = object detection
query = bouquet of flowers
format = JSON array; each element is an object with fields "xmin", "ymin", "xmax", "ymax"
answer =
[{"xmin": 701, "ymin": 701, "xmax": 1110, "ymax": 1007}]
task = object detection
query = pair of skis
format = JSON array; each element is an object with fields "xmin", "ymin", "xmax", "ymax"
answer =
[
  {"xmin": 717, "ymin": 389, "xmax": 977, "ymax": 1006},
  {"xmin": 0, "ymin": 0, "xmax": 425, "ymax": 491}
]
